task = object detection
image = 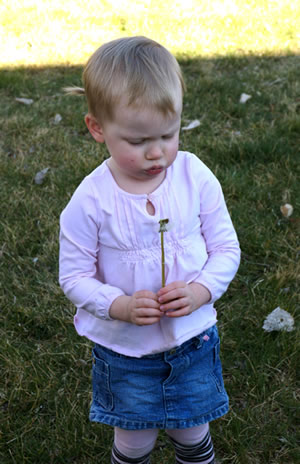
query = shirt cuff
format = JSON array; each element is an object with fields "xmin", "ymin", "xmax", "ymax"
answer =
[{"xmin": 79, "ymin": 284, "xmax": 125, "ymax": 321}]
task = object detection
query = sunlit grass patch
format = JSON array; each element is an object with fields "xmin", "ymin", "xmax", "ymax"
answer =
[{"xmin": 0, "ymin": 0, "xmax": 300, "ymax": 66}]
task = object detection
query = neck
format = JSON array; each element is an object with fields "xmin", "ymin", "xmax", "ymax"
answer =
[{"xmin": 107, "ymin": 159, "xmax": 166, "ymax": 194}]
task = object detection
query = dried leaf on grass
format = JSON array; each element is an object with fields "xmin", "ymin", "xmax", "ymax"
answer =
[
  {"xmin": 34, "ymin": 167, "xmax": 50, "ymax": 184},
  {"xmin": 15, "ymin": 98, "xmax": 34, "ymax": 105},
  {"xmin": 182, "ymin": 119, "xmax": 201, "ymax": 131},
  {"xmin": 263, "ymin": 307, "xmax": 294, "ymax": 332},
  {"xmin": 280, "ymin": 203, "xmax": 293, "ymax": 218},
  {"xmin": 239, "ymin": 93, "xmax": 252, "ymax": 104},
  {"xmin": 53, "ymin": 114, "xmax": 62, "ymax": 124}
]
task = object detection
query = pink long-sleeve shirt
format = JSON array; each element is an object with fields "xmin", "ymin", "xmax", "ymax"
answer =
[{"xmin": 59, "ymin": 151, "xmax": 240, "ymax": 357}]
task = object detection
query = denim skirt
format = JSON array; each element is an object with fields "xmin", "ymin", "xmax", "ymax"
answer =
[{"xmin": 89, "ymin": 325, "xmax": 228, "ymax": 430}]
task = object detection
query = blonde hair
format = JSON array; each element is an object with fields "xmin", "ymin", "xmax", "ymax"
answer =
[{"xmin": 65, "ymin": 36, "xmax": 185, "ymax": 122}]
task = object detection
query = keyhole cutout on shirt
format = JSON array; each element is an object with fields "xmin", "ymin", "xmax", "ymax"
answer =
[{"xmin": 146, "ymin": 199, "xmax": 155, "ymax": 216}]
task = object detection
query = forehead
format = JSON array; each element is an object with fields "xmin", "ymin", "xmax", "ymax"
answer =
[{"xmin": 109, "ymin": 95, "xmax": 182, "ymax": 133}]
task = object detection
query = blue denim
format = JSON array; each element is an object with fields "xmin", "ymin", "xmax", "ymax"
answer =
[{"xmin": 90, "ymin": 325, "xmax": 228, "ymax": 430}]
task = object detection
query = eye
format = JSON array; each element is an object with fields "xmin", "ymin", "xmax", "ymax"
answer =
[
  {"xmin": 127, "ymin": 139, "xmax": 145, "ymax": 145},
  {"xmin": 162, "ymin": 133, "xmax": 174, "ymax": 140}
]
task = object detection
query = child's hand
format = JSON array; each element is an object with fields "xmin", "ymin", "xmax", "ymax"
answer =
[
  {"xmin": 110, "ymin": 291, "xmax": 162, "ymax": 326},
  {"xmin": 157, "ymin": 281, "xmax": 211, "ymax": 318},
  {"xmin": 127, "ymin": 290, "xmax": 163, "ymax": 326}
]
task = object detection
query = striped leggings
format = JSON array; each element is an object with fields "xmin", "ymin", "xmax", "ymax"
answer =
[{"xmin": 111, "ymin": 423, "xmax": 215, "ymax": 464}]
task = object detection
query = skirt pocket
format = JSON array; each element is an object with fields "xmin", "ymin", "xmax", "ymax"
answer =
[{"xmin": 92, "ymin": 348, "xmax": 114, "ymax": 411}]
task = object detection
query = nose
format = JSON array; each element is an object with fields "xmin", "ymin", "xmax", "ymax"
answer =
[{"xmin": 145, "ymin": 142, "xmax": 163, "ymax": 160}]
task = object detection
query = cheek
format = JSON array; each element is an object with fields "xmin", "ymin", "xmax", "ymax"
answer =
[
  {"xmin": 168, "ymin": 138, "xmax": 179, "ymax": 156},
  {"xmin": 117, "ymin": 153, "xmax": 137, "ymax": 169}
]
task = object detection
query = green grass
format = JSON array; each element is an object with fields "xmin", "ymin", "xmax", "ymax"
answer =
[
  {"xmin": 1, "ymin": 1, "xmax": 300, "ymax": 463},
  {"xmin": 1, "ymin": 53, "xmax": 299, "ymax": 464}
]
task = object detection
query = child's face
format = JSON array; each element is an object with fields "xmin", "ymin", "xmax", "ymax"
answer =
[{"xmin": 86, "ymin": 95, "xmax": 182, "ymax": 191}]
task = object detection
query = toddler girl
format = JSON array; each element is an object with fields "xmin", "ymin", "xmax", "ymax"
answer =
[{"xmin": 59, "ymin": 36, "xmax": 240, "ymax": 464}]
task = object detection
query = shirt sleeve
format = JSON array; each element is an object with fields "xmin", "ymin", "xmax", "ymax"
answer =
[
  {"xmin": 59, "ymin": 179, "xmax": 125, "ymax": 320},
  {"xmin": 190, "ymin": 157, "xmax": 241, "ymax": 303}
]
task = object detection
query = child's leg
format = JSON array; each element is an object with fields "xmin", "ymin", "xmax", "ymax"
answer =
[
  {"xmin": 111, "ymin": 427, "xmax": 158, "ymax": 464},
  {"xmin": 166, "ymin": 423, "xmax": 215, "ymax": 464}
]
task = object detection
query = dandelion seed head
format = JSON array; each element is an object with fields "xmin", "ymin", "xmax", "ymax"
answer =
[
  {"xmin": 263, "ymin": 307, "xmax": 294, "ymax": 332},
  {"xmin": 158, "ymin": 218, "xmax": 170, "ymax": 233}
]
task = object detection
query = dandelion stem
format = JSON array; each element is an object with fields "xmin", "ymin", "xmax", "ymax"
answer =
[
  {"xmin": 158, "ymin": 218, "xmax": 169, "ymax": 288},
  {"xmin": 160, "ymin": 230, "xmax": 165, "ymax": 287}
]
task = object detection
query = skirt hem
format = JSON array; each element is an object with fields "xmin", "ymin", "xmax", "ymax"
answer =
[{"xmin": 89, "ymin": 402, "xmax": 229, "ymax": 430}]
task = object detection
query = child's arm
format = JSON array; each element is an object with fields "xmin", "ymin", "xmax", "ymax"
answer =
[
  {"xmin": 158, "ymin": 156, "xmax": 240, "ymax": 317},
  {"xmin": 59, "ymin": 179, "xmax": 163, "ymax": 326},
  {"xmin": 59, "ymin": 180, "xmax": 125, "ymax": 321}
]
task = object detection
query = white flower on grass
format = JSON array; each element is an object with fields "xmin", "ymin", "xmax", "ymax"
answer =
[{"xmin": 263, "ymin": 307, "xmax": 294, "ymax": 332}]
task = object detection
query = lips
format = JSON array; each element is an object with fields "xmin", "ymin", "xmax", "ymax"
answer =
[{"xmin": 145, "ymin": 166, "xmax": 164, "ymax": 176}]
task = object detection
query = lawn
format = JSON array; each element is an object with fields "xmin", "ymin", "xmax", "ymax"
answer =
[{"xmin": 0, "ymin": 1, "xmax": 299, "ymax": 463}]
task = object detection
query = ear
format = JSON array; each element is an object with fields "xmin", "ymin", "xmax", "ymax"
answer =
[{"xmin": 85, "ymin": 114, "xmax": 105, "ymax": 143}]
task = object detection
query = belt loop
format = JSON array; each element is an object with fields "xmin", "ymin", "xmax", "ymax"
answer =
[{"xmin": 195, "ymin": 335, "xmax": 203, "ymax": 349}]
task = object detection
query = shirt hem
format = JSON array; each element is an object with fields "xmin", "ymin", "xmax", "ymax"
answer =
[{"xmin": 82, "ymin": 318, "xmax": 218, "ymax": 358}]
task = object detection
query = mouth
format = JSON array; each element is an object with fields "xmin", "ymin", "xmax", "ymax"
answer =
[{"xmin": 145, "ymin": 166, "xmax": 164, "ymax": 176}]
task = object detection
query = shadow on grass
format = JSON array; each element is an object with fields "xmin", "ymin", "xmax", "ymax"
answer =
[{"xmin": 0, "ymin": 53, "xmax": 299, "ymax": 464}]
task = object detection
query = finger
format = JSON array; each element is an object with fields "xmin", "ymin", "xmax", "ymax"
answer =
[
  {"xmin": 134, "ymin": 306, "xmax": 163, "ymax": 318},
  {"xmin": 135, "ymin": 290, "xmax": 158, "ymax": 300},
  {"xmin": 160, "ymin": 297, "xmax": 188, "ymax": 311},
  {"xmin": 165, "ymin": 306, "xmax": 191, "ymax": 317},
  {"xmin": 134, "ymin": 308, "xmax": 163, "ymax": 324},
  {"xmin": 135, "ymin": 316, "xmax": 162, "ymax": 326},
  {"xmin": 158, "ymin": 288, "xmax": 187, "ymax": 304},
  {"xmin": 157, "ymin": 281, "xmax": 186, "ymax": 297},
  {"xmin": 136, "ymin": 298, "xmax": 160, "ymax": 309}
]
